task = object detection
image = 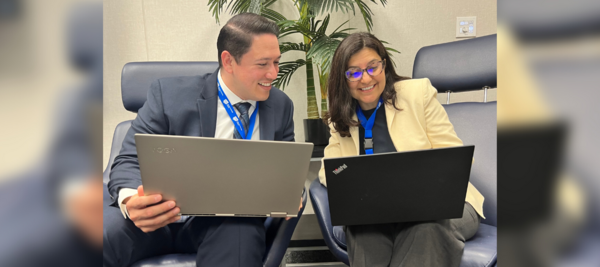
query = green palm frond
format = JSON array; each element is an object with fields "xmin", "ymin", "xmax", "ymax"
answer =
[
  {"xmin": 353, "ymin": 0, "xmax": 375, "ymax": 32},
  {"xmin": 248, "ymin": 0, "xmax": 262, "ymax": 14},
  {"xmin": 284, "ymin": 14, "xmax": 332, "ymax": 41},
  {"xmin": 355, "ymin": 0, "xmax": 387, "ymax": 32},
  {"xmin": 307, "ymin": 36, "xmax": 342, "ymax": 74},
  {"xmin": 263, "ymin": 0, "xmax": 277, "ymax": 6},
  {"xmin": 381, "ymin": 40, "xmax": 400, "ymax": 54},
  {"xmin": 312, "ymin": 14, "xmax": 330, "ymax": 38},
  {"xmin": 329, "ymin": 19, "xmax": 352, "ymax": 37},
  {"xmin": 208, "ymin": 0, "xmax": 228, "ymax": 24},
  {"xmin": 209, "ymin": 0, "xmax": 389, "ymax": 31},
  {"xmin": 208, "ymin": 0, "xmax": 262, "ymax": 20},
  {"xmin": 276, "ymin": 19, "xmax": 298, "ymax": 38},
  {"xmin": 226, "ymin": 0, "xmax": 253, "ymax": 14},
  {"xmin": 277, "ymin": 20, "xmax": 297, "ymax": 28},
  {"xmin": 280, "ymin": 42, "xmax": 310, "ymax": 54},
  {"xmin": 262, "ymin": 7, "xmax": 287, "ymax": 22},
  {"xmin": 380, "ymin": 39, "xmax": 400, "ymax": 67},
  {"xmin": 326, "ymin": 19, "xmax": 354, "ymax": 42},
  {"xmin": 260, "ymin": 1, "xmax": 288, "ymax": 26},
  {"xmin": 296, "ymin": 0, "xmax": 354, "ymax": 15},
  {"xmin": 307, "ymin": 18, "xmax": 354, "ymax": 73},
  {"xmin": 273, "ymin": 59, "xmax": 307, "ymax": 90},
  {"xmin": 279, "ymin": 16, "xmax": 314, "ymax": 39}
]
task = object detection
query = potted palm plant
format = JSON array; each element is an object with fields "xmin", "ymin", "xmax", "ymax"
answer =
[{"xmin": 208, "ymin": 0, "xmax": 398, "ymax": 146}]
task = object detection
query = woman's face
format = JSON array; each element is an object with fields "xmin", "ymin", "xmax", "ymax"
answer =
[{"xmin": 346, "ymin": 48, "xmax": 386, "ymax": 110}]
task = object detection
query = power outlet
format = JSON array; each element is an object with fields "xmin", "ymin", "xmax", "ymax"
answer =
[{"xmin": 456, "ymin": 17, "xmax": 476, "ymax": 38}]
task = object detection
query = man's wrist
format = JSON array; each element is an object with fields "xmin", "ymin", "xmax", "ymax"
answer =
[{"xmin": 118, "ymin": 188, "xmax": 138, "ymax": 219}]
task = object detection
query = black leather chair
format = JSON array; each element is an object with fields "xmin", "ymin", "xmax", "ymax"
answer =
[
  {"xmin": 103, "ymin": 61, "xmax": 307, "ymax": 267},
  {"xmin": 413, "ymin": 34, "xmax": 497, "ymax": 104},
  {"xmin": 309, "ymin": 35, "xmax": 498, "ymax": 267},
  {"xmin": 413, "ymin": 35, "xmax": 498, "ymax": 229}
]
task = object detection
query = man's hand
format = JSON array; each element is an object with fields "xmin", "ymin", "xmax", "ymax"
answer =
[
  {"xmin": 285, "ymin": 197, "xmax": 303, "ymax": 221},
  {"xmin": 123, "ymin": 185, "xmax": 181, "ymax": 233}
]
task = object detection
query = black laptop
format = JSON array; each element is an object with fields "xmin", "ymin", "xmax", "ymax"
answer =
[{"xmin": 324, "ymin": 145, "xmax": 475, "ymax": 226}]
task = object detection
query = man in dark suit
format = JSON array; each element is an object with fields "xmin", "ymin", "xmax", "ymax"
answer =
[{"xmin": 104, "ymin": 13, "xmax": 296, "ymax": 267}]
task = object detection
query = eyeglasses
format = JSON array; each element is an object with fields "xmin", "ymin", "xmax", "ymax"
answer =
[{"xmin": 345, "ymin": 60, "xmax": 385, "ymax": 82}]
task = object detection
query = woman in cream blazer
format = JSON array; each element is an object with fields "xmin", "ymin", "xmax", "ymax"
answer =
[{"xmin": 318, "ymin": 32, "xmax": 484, "ymax": 267}]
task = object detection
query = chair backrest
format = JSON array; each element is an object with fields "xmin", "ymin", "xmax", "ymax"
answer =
[
  {"xmin": 413, "ymin": 35, "xmax": 497, "ymax": 226},
  {"xmin": 413, "ymin": 34, "xmax": 496, "ymax": 93},
  {"xmin": 121, "ymin": 61, "xmax": 220, "ymax": 113},
  {"xmin": 103, "ymin": 62, "xmax": 219, "ymax": 183},
  {"xmin": 445, "ymin": 102, "xmax": 497, "ymax": 226}
]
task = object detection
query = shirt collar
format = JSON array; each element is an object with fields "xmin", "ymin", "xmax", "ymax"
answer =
[{"xmin": 217, "ymin": 69, "xmax": 256, "ymax": 108}]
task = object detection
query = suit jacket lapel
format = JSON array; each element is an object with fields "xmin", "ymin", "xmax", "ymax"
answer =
[
  {"xmin": 350, "ymin": 113, "xmax": 360, "ymax": 155},
  {"xmin": 259, "ymin": 100, "xmax": 274, "ymax": 140},
  {"xmin": 197, "ymin": 69, "xmax": 219, "ymax": 137},
  {"xmin": 384, "ymin": 103, "xmax": 399, "ymax": 150}
]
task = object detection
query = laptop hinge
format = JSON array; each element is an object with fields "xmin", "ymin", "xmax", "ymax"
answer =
[
  {"xmin": 215, "ymin": 213, "xmax": 235, "ymax": 217},
  {"xmin": 270, "ymin": 212, "xmax": 287, "ymax": 218}
]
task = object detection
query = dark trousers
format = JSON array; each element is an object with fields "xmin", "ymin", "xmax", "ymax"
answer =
[
  {"xmin": 344, "ymin": 203, "xmax": 480, "ymax": 267},
  {"xmin": 103, "ymin": 204, "xmax": 266, "ymax": 267}
]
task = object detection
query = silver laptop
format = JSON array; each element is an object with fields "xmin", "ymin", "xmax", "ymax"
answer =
[{"xmin": 135, "ymin": 134, "xmax": 313, "ymax": 218}]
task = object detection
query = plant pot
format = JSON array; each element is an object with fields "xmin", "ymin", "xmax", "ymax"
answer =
[{"xmin": 304, "ymin": 118, "xmax": 331, "ymax": 146}]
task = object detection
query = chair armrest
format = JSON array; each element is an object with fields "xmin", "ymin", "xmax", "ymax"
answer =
[
  {"xmin": 309, "ymin": 178, "xmax": 349, "ymax": 265},
  {"xmin": 263, "ymin": 189, "xmax": 307, "ymax": 267}
]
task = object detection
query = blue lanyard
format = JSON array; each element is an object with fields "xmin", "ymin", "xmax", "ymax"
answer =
[
  {"xmin": 217, "ymin": 79, "xmax": 258, "ymax": 140},
  {"xmin": 356, "ymin": 98, "xmax": 383, "ymax": 154}
]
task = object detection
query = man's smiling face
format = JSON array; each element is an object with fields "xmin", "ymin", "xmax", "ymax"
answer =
[{"xmin": 227, "ymin": 33, "xmax": 281, "ymax": 101}]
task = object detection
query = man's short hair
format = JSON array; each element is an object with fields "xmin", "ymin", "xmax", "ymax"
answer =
[{"xmin": 216, "ymin": 13, "xmax": 280, "ymax": 67}]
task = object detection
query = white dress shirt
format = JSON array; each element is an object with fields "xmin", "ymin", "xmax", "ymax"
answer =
[{"xmin": 118, "ymin": 70, "xmax": 260, "ymax": 219}]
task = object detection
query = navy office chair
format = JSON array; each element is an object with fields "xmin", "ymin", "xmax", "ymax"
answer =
[
  {"xmin": 310, "ymin": 35, "xmax": 497, "ymax": 267},
  {"xmin": 103, "ymin": 62, "xmax": 307, "ymax": 267}
]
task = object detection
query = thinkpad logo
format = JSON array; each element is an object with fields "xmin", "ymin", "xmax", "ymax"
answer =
[{"xmin": 332, "ymin": 164, "xmax": 348, "ymax": 175}]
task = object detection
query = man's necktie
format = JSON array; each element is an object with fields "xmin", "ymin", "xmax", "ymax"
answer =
[{"xmin": 233, "ymin": 102, "xmax": 252, "ymax": 139}]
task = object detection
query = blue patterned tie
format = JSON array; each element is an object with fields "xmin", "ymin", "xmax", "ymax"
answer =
[{"xmin": 233, "ymin": 102, "xmax": 252, "ymax": 139}]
